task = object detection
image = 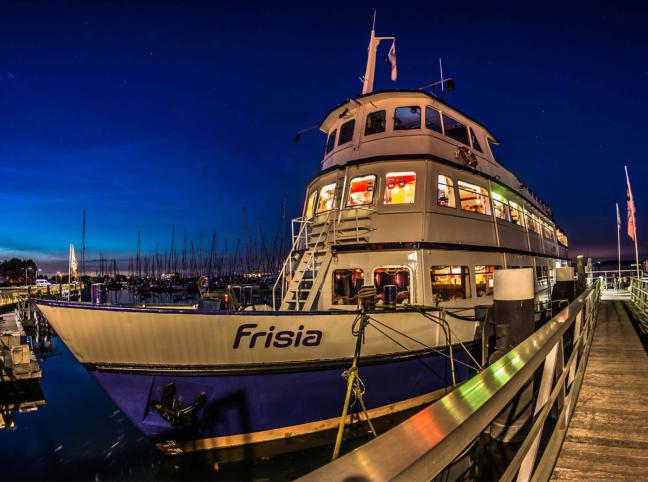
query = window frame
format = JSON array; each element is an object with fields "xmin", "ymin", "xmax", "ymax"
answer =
[
  {"xmin": 442, "ymin": 113, "xmax": 470, "ymax": 146},
  {"xmin": 430, "ymin": 265, "xmax": 471, "ymax": 301},
  {"xmin": 338, "ymin": 119, "xmax": 355, "ymax": 146},
  {"xmin": 394, "ymin": 106, "xmax": 422, "ymax": 131},
  {"xmin": 346, "ymin": 174, "xmax": 377, "ymax": 208},
  {"xmin": 365, "ymin": 110, "xmax": 386, "ymax": 136},
  {"xmin": 457, "ymin": 180, "xmax": 492, "ymax": 216},
  {"xmin": 372, "ymin": 265, "xmax": 413, "ymax": 305},
  {"xmin": 491, "ymin": 192, "xmax": 511, "ymax": 222},
  {"xmin": 469, "ymin": 127, "xmax": 483, "ymax": 152},
  {"xmin": 316, "ymin": 183, "xmax": 337, "ymax": 213},
  {"xmin": 474, "ymin": 265, "xmax": 500, "ymax": 297},
  {"xmin": 425, "ymin": 106, "xmax": 443, "ymax": 134},
  {"xmin": 332, "ymin": 268, "xmax": 365, "ymax": 306},
  {"xmin": 437, "ymin": 174, "xmax": 456, "ymax": 209},
  {"xmin": 305, "ymin": 190, "xmax": 318, "ymax": 219},
  {"xmin": 325, "ymin": 129, "xmax": 337, "ymax": 154},
  {"xmin": 383, "ymin": 171, "xmax": 417, "ymax": 205}
]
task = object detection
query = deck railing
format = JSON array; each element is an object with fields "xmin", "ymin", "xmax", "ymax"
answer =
[
  {"xmin": 629, "ymin": 277, "xmax": 648, "ymax": 315},
  {"xmin": 300, "ymin": 282, "xmax": 601, "ymax": 482}
]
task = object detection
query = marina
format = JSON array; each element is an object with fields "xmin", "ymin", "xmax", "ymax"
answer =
[{"xmin": 1, "ymin": 2, "xmax": 647, "ymax": 481}]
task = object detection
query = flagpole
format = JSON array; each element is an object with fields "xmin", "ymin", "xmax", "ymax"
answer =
[
  {"xmin": 68, "ymin": 244, "xmax": 72, "ymax": 302},
  {"xmin": 617, "ymin": 202, "xmax": 622, "ymax": 277}
]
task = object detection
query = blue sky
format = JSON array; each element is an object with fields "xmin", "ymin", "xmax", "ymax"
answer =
[{"xmin": 1, "ymin": 0, "xmax": 646, "ymax": 271}]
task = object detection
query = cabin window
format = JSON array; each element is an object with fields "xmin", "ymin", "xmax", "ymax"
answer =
[
  {"xmin": 458, "ymin": 180, "xmax": 491, "ymax": 215},
  {"xmin": 332, "ymin": 269, "xmax": 364, "ymax": 305},
  {"xmin": 557, "ymin": 230, "xmax": 568, "ymax": 247},
  {"xmin": 347, "ymin": 175, "xmax": 376, "ymax": 207},
  {"xmin": 425, "ymin": 107, "xmax": 443, "ymax": 133},
  {"xmin": 526, "ymin": 212, "xmax": 541, "ymax": 234},
  {"xmin": 475, "ymin": 265, "xmax": 499, "ymax": 297},
  {"xmin": 374, "ymin": 267, "xmax": 410, "ymax": 304},
  {"xmin": 384, "ymin": 172, "xmax": 416, "ymax": 204},
  {"xmin": 365, "ymin": 110, "xmax": 386, "ymax": 136},
  {"xmin": 431, "ymin": 266, "xmax": 470, "ymax": 301},
  {"xmin": 470, "ymin": 127, "xmax": 482, "ymax": 152},
  {"xmin": 437, "ymin": 175, "xmax": 456, "ymax": 208},
  {"xmin": 394, "ymin": 106, "xmax": 421, "ymax": 130},
  {"xmin": 338, "ymin": 120, "xmax": 355, "ymax": 146},
  {"xmin": 325, "ymin": 129, "xmax": 336, "ymax": 154},
  {"xmin": 316, "ymin": 183, "xmax": 336, "ymax": 213},
  {"xmin": 491, "ymin": 192, "xmax": 511, "ymax": 221},
  {"xmin": 542, "ymin": 223, "xmax": 554, "ymax": 241},
  {"xmin": 443, "ymin": 114, "xmax": 470, "ymax": 145},
  {"xmin": 305, "ymin": 191, "xmax": 317, "ymax": 219},
  {"xmin": 509, "ymin": 200, "xmax": 525, "ymax": 227}
]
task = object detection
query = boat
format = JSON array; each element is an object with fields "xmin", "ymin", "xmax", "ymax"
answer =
[{"xmin": 36, "ymin": 24, "xmax": 569, "ymax": 457}]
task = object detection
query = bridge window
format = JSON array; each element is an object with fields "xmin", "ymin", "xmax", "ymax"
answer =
[
  {"xmin": 374, "ymin": 267, "xmax": 410, "ymax": 304},
  {"xmin": 431, "ymin": 266, "xmax": 470, "ymax": 301},
  {"xmin": 384, "ymin": 172, "xmax": 416, "ymax": 204},
  {"xmin": 470, "ymin": 127, "xmax": 482, "ymax": 152},
  {"xmin": 347, "ymin": 175, "xmax": 376, "ymax": 207},
  {"xmin": 325, "ymin": 129, "xmax": 336, "ymax": 154},
  {"xmin": 316, "ymin": 183, "xmax": 336, "ymax": 213},
  {"xmin": 425, "ymin": 107, "xmax": 443, "ymax": 133},
  {"xmin": 475, "ymin": 265, "xmax": 499, "ymax": 297},
  {"xmin": 365, "ymin": 110, "xmax": 386, "ymax": 136},
  {"xmin": 491, "ymin": 192, "xmax": 510, "ymax": 221},
  {"xmin": 458, "ymin": 180, "xmax": 491, "ymax": 215},
  {"xmin": 437, "ymin": 175, "xmax": 456, "ymax": 208},
  {"xmin": 305, "ymin": 191, "xmax": 317, "ymax": 218},
  {"xmin": 338, "ymin": 120, "xmax": 355, "ymax": 146},
  {"xmin": 509, "ymin": 200, "xmax": 525, "ymax": 227},
  {"xmin": 394, "ymin": 106, "xmax": 421, "ymax": 130},
  {"xmin": 443, "ymin": 114, "xmax": 470, "ymax": 145},
  {"xmin": 332, "ymin": 269, "xmax": 364, "ymax": 305}
]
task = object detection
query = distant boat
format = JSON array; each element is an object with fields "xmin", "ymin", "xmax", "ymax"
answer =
[{"xmin": 37, "ymin": 24, "xmax": 568, "ymax": 457}]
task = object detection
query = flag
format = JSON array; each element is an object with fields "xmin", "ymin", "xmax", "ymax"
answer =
[
  {"xmin": 387, "ymin": 41, "xmax": 397, "ymax": 81},
  {"xmin": 70, "ymin": 244, "xmax": 78, "ymax": 279},
  {"xmin": 616, "ymin": 203, "xmax": 621, "ymax": 229},
  {"xmin": 625, "ymin": 166, "xmax": 637, "ymax": 241}
]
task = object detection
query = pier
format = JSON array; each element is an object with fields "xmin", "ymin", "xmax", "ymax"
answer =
[
  {"xmin": 0, "ymin": 312, "xmax": 41, "ymax": 382},
  {"xmin": 301, "ymin": 277, "xmax": 648, "ymax": 481}
]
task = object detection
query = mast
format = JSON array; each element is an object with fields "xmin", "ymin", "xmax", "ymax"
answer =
[
  {"xmin": 361, "ymin": 12, "xmax": 395, "ymax": 95},
  {"xmin": 81, "ymin": 208, "xmax": 86, "ymax": 277}
]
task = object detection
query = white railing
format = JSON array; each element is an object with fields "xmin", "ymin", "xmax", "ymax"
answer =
[{"xmin": 300, "ymin": 282, "xmax": 602, "ymax": 482}]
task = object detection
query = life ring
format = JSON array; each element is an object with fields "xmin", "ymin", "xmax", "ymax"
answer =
[{"xmin": 455, "ymin": 146, "xmax": 478, "ymax": 168}]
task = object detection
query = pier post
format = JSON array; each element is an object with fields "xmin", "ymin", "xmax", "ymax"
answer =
[
  {"xmin": 552, "ymin": 267, "xmax": 575, "ymax": 307},
  {"xmin": 489, "ymin": 268, "xmax": 535, "ymax": 442},
  {"xmin": 576, "ymin": 255, "xmax": 586, "ymax": 295}
]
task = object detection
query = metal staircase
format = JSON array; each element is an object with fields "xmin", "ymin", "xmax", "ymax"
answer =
[{"xmin": 272, "ymin": 207, "xmax": 376, "ymax": 311}]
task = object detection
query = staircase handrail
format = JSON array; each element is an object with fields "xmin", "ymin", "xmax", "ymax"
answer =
[{"xmin": 272, "ymin": 216, "xmax": 312, "ymax": 310}]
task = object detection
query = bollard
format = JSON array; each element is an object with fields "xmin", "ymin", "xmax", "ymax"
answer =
[
  {"xmin": 552, "ymin": 267, "xmax": 575, "ymax": 307},
  {"xmin": 489, "ymin": 268, "xmax": 535, "ymax": 443},
  {"xmin": 576, "ymin": 256, "xmax": 586, "ymax": 295}
]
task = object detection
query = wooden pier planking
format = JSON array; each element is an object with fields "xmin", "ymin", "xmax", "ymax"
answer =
[{"xmin": 551, "ymin": 300, "xmax": 648, "ymax": 481}]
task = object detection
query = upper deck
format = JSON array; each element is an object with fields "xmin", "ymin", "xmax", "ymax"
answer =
[{"xmin": 319, "ymin": 90, "xmax": 553, "ymax": 219}]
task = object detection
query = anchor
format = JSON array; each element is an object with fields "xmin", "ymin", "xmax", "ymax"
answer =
[{"xmin": 150, "ymin": 383, "xmax": 207, "ymax": 428}]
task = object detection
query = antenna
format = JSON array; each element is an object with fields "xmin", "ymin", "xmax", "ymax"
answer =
[
  {"xmin": 439, "ymin": 58, "xmax": 444, "ymax": 93},
  {"xmin": 372, "ymin": 10, "xmax": 376, "ymax": 30}
]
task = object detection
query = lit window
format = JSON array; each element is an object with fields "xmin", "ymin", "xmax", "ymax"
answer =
[
  {"xmin": 365, "ymin": 110, "xmax": 386, "ymax": 136},
  {"xmin": 556, "ymin": 229, "xmax": 568, "ymax": 247},
  {"xmin": 437, "ymin": 175, "xmax": 456, "ymax": 208},
  {"xmin": 384, "ymin": 172, "xmax": 416, "ymax": 204},
  {"xmin": 338, "ymin": 119, "xmax": 355, "ymax": 146},
  {"xmin": 374, "ymin": 267, "xmax": 410, "ymax": 304},
  {"xmin": 394, "ymin": 106, "xmax": 421, "ymax": 130},
  {"xmin": 525, "ymin": 212, "xmax": 541, "ymax": 234},
  {"xmin": 431, "ymin": 266, "xmax": 470, "ymax": 301},
  {"xmin": 305, "ymin": 191, "xmax": 317, "ymax": 219},
  {"xmin": 542, "ymin": 222, "xmax": 554, "ymax": 241},
  {"xmin": 491, "ymin": 192, "xmax": 510, "ymax": 221},
  {"xmin": 347, "ymin": 175, "xmax": 376, "ymax": 207},
  {"xmin": 425, "ymin": 107, "xmax": 442, "ymax": 133},
  {"xmin": 443, "ymin": 114, "xmax": 470, "ymax": 145},
  {"xmin": 458, "ymin": 180, "xmax": 491, "ymax": 215},
  {"xmin": 470, "ymin": 127, "xmax": 482, "ymax": 152},
  {"xmin": 332, "ymin": 269, "xmax": 364, "ymax": 305},
  {"xmin": 325, "ymin": 129, "xmax": 336, "ymax": 154},
  {"xmin": 475, "ymin": 265, "xmax": 499, "ymax": 297},
  {"xmin": 316, "ymin": 183, "xmax": 336, "ymax": 213},
  {"xmin": 509, "ymin": 200, "xmax": 525, "ymax": 227}
]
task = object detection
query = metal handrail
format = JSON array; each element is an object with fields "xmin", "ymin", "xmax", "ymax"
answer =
[
  {"xmin": 300, "ymin": 283, "xmax": 601, "ymax": 482},
  {"xmin": 630, "ymin": 276, "xmax": 648, "ymax": 314},
  {"xmin": 272, "ymin": 218, "xmax": 312, "ymax": 310}
]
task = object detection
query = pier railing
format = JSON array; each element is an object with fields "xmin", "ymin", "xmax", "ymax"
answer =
[
  {"xmin": 587, "ymin": 269, "xmax": 641, "ymax": 290},
  {"xmin": 0, "ymin": 284, "xmax": 71, "ymax": 308},
  {"xmin": 301, "ymin": 282, "xmax": 601, "ymax": 482},
  {"xmin": 629, "ymin": 277, "xmax": 648, "ymax": 316}
]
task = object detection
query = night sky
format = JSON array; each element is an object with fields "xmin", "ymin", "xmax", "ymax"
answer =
[{"xmin": 1, "ymin": 0, "xmax": 646, "ymax": 272}]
